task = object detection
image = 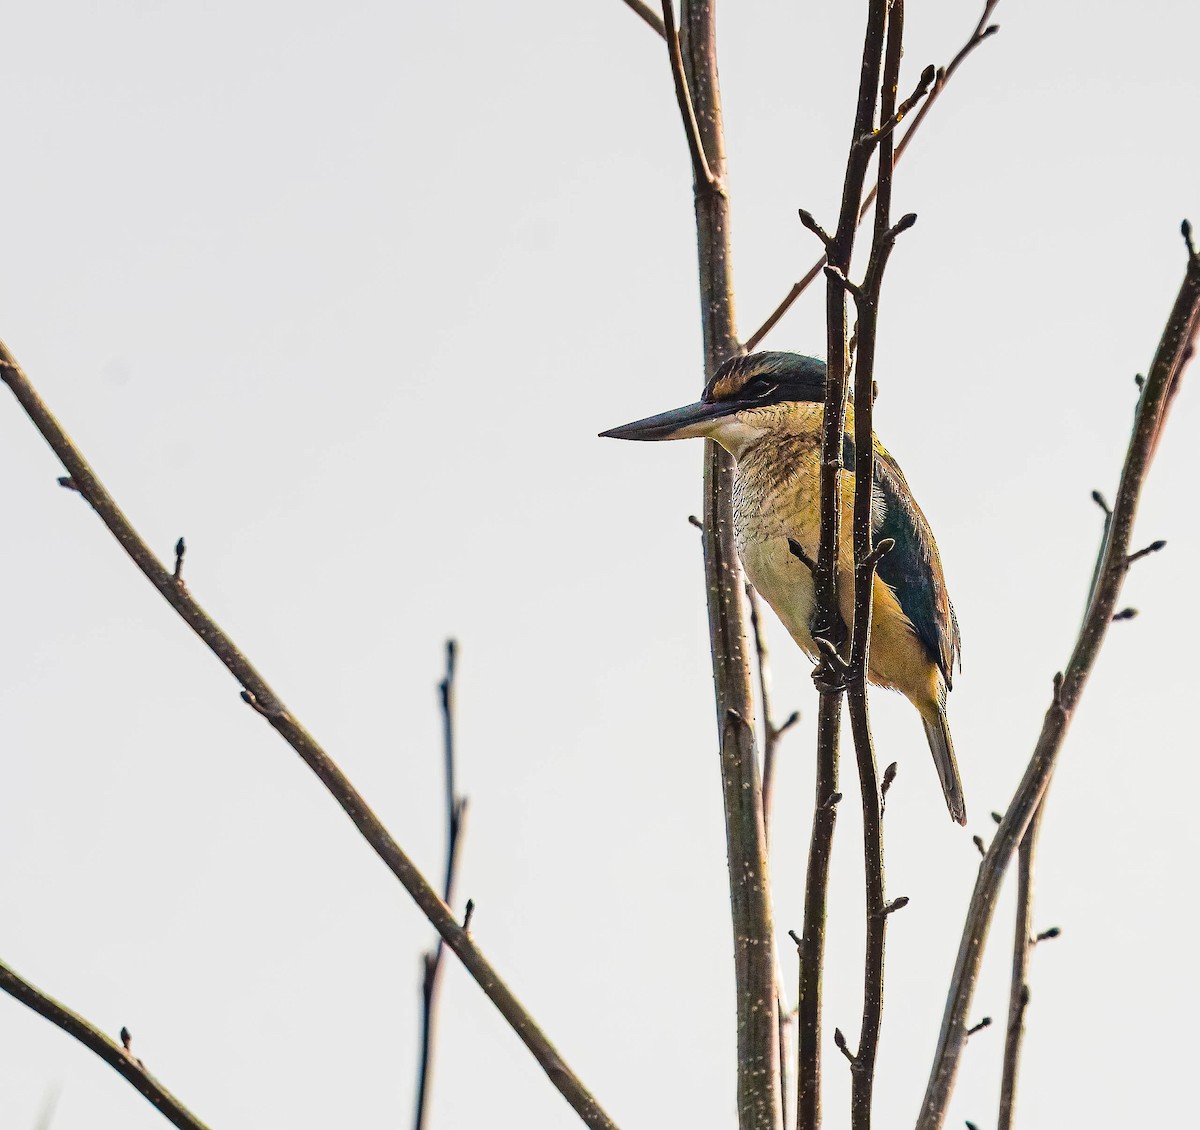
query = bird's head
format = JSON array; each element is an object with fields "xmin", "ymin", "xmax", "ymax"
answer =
[{"xmin": 599, "ymin": 352, "xmax": 827, "ymax": 459}]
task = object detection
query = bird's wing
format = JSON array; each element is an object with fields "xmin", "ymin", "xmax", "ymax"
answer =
[{"xmin": 870, "ymin": 442, "xmax": 961, "ymax": 687}]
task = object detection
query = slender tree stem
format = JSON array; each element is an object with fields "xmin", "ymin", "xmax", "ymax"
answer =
[
  {"xmin": 747, "ymin": 583, "xmax": 799, "ymax": 841},
  {"xmin": 619, "ymin": 0, "xmax": 667, "ymax": 38},
  {"xmin": 796, "ymin": 692, "xmax": 840, "ymax": 1130},
  {"xmin": 0, "ymin": 960, "xmax": 212, "ymax": 1130},
  {"xmin": 0, "ymin": 342, "xmax": 619, "ymax": 1130},
  {"xmin": 997, "ymin": 480, "xmax": 1114, "ymax": 1127},
  {"xmin": 916, "ymin": 229, "xmax": 1200, "ymax": 1130},
  {"xmin": 995, "ymin": 798, "xmax": 1041, "ymax": 1130},
  {"xmin": 799, "ymin": 3, "xmax": 891, "ymax": 1126},
  {"xmin": 413, "ymin": 640, "xmax": 468, "ymax": 1130},
  {"xmin": 841, "ymin": 7, "xmax": 911, "ymax": 1127}
]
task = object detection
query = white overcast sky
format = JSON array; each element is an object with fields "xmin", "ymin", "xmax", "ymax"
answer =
[{"xmin": 1, "ymin": 2, "xmax": 1197, "ymax": 1128}]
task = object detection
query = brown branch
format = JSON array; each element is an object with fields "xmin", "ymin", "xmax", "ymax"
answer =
[
  {"xmin": 795, "ymin": 689, "xmax": 840, "ymax": 1130},
  {"xmin": 841, "ymin": 8, "xmax": 910, "ymax": 1128},
  {"xmin": 997, "ymin": 466, "xmax": 1135, "ymax": 1127},
  {"xmin": 619, "ymin": 0, "xmax": 666, "ymax": 38},
  {"xmin": 745, "ymin": 582, "xmax": 800, "ymax": 1128},
  {"xmin": 0, "ymin": 959, "xmax": 212, "ymax": 1130},
  {"xmin": 995, "ymin": 804, "xmax": 1041, "ymax": 1130},
  {"xmin": 744, "ymin": 0, "xmax": 1000, "ymax": 353},
  {"xmin": 747, "ymin": 583, "xmax": 800, "ymax": 841},
  {"xmin": 0, "ymin": 341, "xmax": 619, "ymax": 1130},
  {"xmin": 414, "ymin": 640, "xmax": 469, "ymax": 1130},
  {"xmin": 915, "ymin": 229, "xmax": 1200, "ymax": 1130},
  {"xmin": 798, "ymin": 3, "xmax": 893, "ymax": 1126},
  {"xmin": 661, "ymin": 0, "xmax": 720, "ymax": 192},
  {"xmin": 668, "ymin": 3, "xmax": 781, "ymax": 1127}
]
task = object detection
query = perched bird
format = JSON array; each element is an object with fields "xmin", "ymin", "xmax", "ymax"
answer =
[{"xmin": 601, "ymin": 351, "xmax": 965, "ymax": 824}]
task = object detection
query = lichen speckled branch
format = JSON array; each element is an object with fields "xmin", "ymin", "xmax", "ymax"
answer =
[
  {"xmin": 916, "ymin": 227, "xmax": 1200, "ymax": 1130},
  {"xmin": 661, "ymin": 2, "xmax": 782, "ymax": 1126},
  {"xmin": 0, "ymin": 341, "xmax": 619, "ymax": 1130},
  {"xmin": 0, "ymin": 959, "xmax": 212, "ymax": 1130}
]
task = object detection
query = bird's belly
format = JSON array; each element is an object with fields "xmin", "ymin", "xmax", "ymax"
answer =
[{"xmin": 738, "ymin": 530, "xmax": 820, "ymax": 658}]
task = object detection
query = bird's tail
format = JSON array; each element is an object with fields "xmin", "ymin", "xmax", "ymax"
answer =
[{"xmin": 921, "ymin": 709, "xmax": 967, "ymax": 826}]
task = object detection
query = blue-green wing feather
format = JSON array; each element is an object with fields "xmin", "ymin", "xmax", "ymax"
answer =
[{"xmin": 871, "ymin": 446, "xmax": 960, "ymax": 686}]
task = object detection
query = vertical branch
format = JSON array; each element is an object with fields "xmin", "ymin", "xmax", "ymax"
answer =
[
  {"xmin": 746, "ymin": 583, "xmax": 799, "ymax": 1130},
  {"xmin": 664, "ymin": 2, "xmax": 782, "ymax": 1127},
  {"xmin": 839, "ymin": 5, "xmax": 912, "ymax": 1126},
  {"xmin": 413, "ymin": 640, "xmax": 469, "ymax": 1130},
  {"xmin": 746, "ymin": 584, "xmax": 800, "ymax": 841},
  {"xmin": 797, "ymin": 4, "xmax": 891, "ymax": 1128},
  {"xmin": 916, "ymin": 230, "xmax": 1200, "ymax": 1130},
  {"xmin": 994, "ymin": 803, "xmax": 1041, "ymax": 1130}
]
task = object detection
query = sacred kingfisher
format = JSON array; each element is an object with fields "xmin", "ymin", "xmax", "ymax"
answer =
[{"xmin": 601, "ymin": 351, "xmax": 965, "ymax": 824}]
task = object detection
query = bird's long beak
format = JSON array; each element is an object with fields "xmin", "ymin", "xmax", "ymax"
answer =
[{"xmin": 599, "ymin": 400, "xmax": 734, "ymax": 441}]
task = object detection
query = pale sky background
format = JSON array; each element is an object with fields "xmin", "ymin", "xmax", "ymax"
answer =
[{"xmin": 1, "ymin": 2, "xmax": 1197, "ymax": 1128}]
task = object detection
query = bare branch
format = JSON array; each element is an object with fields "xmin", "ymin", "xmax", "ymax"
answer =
[
  {"xmin": 0, "ymin": 959, "xmax": 211, "ymax": 1130},
  {"xmin": 747, "ymin": 584, "xmax": 800, "ymax": 842},
  {"xmin": 744, "ymin": 0, "xmax": 1001, "ymax": 352},
  {"xmin": 916, "ymin": 232, "xmax": 1200, "ymax": 1130},
  {"xmin": 669, "ymin": 2, "xmax": 782, "ymax": 1125},
  {"xmin": 618, "ymin": 0, "xmax": 666, "ymax": 38},
  {"xmin": 660, "ymin": 0, "xmax": 720, "ymax": 192},
  {"xmin": 799, "ymin": 2, "xmax": 900, "ymax": 1125},
  {"xmin": 0, "ymin": 341, "xmax": 620, "ymax": 1130},
  {"xmin": 996, "ymin": 810, "xmax": 1041, "ymax": 1130},
  {"xmin": 414, "ymin": 640, "xmax": 470, "ymax": 1130}
]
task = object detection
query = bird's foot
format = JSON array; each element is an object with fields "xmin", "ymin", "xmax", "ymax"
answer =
[{"xmin": 810, "ymin": 637, "xmax": 850, "ymax": 695}]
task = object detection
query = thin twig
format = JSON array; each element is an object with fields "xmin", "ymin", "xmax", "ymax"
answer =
[
  {"xmin": 414, "ymin": 640, "xmax": 469, "ymax": 1130},
  {"xmin": 915, "ymin": 230, "xmax": 1200, "ymax": 1130},
  {"xmin": 660, "ymin": 0, "xmax": 719, "ymax": 192},
  {"xmin": 747, "ymin": 583, "xmax": 800, "ymax": 840},
  {"xmin": 0, "ymin": 341, "xmax": 619, "ymax": 1130},
  {"xmin": 995, "ymin": 808, "xmax": 1040, "ymax": 1130},
  {"xmin": 744, "ymin": 0, "xmax": 1000, "ymax": 352},
  {"xmin": 0, "ymin": 959, "xmax": 211, "ymax": 1130},
  {"xmin": 746, "ymin": 579, "xmax": 800, "ymax": 1130},
  {"xmin": 618, "ymin": 0, "xmax": 666, "ymax": 38}
]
